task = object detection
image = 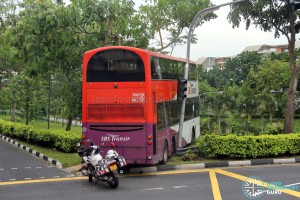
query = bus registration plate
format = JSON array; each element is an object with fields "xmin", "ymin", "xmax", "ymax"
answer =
[{"xmin": 110, "ymin": 164, "xmax": 117, "ymax": 171}]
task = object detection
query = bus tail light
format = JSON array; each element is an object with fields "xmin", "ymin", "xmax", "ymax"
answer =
[
  {"xmin": 147, "ymin": 141, "xmax": 152, "ymax": 145},
  {"xmin": 147, "ymin": 135, "xmax": 152, "ymax": 139},
  {"xmin": 82, "ymin": 135, "xmax": 86, "ymax": 139}
]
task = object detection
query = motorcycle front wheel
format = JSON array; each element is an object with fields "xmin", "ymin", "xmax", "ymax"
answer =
[{"xmin": 107, "ymin": 171, "xmax": 119, "ymax": 189}]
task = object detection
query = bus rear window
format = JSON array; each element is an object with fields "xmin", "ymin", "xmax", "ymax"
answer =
[{"xmin": 87, "ymin": 49, "xmax": 145, "ymax": 82}]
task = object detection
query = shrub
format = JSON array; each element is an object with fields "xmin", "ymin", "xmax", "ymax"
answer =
[
  {"xmin": 0, "ymin": 119, "xmax": 80, "ymax": 152},
  {"xmin": 196, "ymin": 134, "xmax": 300, "ymax": 159}
]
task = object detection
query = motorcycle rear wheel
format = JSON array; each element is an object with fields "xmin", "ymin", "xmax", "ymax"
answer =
[
  {"xmin": 107, "ymin": 172, "xmax": 119, "ymax": 189},
  {"xmin": 88, "ymin": 174, "xmax": 93, "ymax": 182}
]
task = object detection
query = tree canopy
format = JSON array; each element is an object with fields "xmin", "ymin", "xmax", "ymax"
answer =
[
  {"xmin": 0, "ymin": 0, "xmax": 218, "ymax": 130},
  {"xmin": 227, "ymin": 0, "xmax": 300, "ymax": 133}
]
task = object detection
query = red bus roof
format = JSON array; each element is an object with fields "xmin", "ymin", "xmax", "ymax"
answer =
[{"xmin": 84, "ymin": 46, "xmax": 196, "ymax": 64}]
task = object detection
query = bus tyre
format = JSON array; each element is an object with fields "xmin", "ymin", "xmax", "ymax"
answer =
[
  {"xmin": 171, "ymin": 137, "xmax": 177, "ymax": 154},
  {"xmin": 161, "ymin": 141, "xmax": 168, "ymax": 165}
]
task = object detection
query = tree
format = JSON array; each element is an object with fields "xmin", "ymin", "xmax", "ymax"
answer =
[
  {"xmin": 14, "ymin": 73, "xmax": 47, "ymax": 125},
  {"xmin": 223, "ymin": 51, "xmax": 262, "ymax": 86},
  {"xmin": 11, "ymin": 0, "xmax": 142, "ymax": 130},
  {"xmin": 228, "ymin": 0, "xmax": 300, "ymax": 133},
  {"xmin": 139, "ymin": 0, "xmax": 215, "ymax": 53},
  {"xmin": 201, "ymin": 51, "xmax": 262, "ymax": 89},
  {"xmin": 201, "ymin": 65, "xmax": 226, "ymax": 88},
  {"xmin": 0, "ymin": 2, "xmax": 20, "ymax": 122},
  {"xmin": 247, "ymin": 58, "xmax": 290, "ymax": 125},
  {"xmin": 0, "ymin": 86, "xmax": 13, "ymax": 113}
]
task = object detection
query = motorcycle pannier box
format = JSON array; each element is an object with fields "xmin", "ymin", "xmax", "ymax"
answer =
[
  {"xmin": 117, "ymin": 156, "xmax": 127, "ymax": 168},
  {"xmin": 95, "ymin": 161, "xmax": 110, "ymax": 175}
]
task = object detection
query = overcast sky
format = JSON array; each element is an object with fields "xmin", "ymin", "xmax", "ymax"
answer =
[
  {"xmin": 133, "ymin": 0, "xmax": 290, "ymax": 61},
  {"xmin": 64, "ymin": 0, "xmax": 292, "ymax": 61},
  {"xmin": 173, "ymin": 0, "xmax": 289, "ymax": 60}
]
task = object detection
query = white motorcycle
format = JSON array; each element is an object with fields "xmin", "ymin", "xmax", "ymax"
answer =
[{"xmin": 78, "ymin": 143, "xmax": 127, "ymax": 189}]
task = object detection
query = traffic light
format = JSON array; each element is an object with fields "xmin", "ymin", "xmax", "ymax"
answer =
[{"xmin": 177, "ymin": 79, "xmax": 187, "ymax": 102}]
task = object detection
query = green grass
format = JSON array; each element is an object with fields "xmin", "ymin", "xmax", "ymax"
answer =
[{"xmin": 249, "ymin": 118, "xmax": 300, "ymax": 133}]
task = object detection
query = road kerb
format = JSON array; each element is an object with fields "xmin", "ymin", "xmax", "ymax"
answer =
[{"xmin": 0, "ymin": 134, "xmax": 63, "ymax": 169}]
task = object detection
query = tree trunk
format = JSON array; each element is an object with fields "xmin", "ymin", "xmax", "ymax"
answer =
[
  {"xmin": 66, "ymin": 115, "xmax": 72, "ymax": 131},
  {"xmin": 47, "ymin": 78, "xmax": 51, "ymax": 130},
  {"xmin": 283, "ymin": 64, "xmax": 299, "ymax": 133},
  {"xmin": 283, "ymin": 11, "xmax": 298, "ymax": 134},
  {"xmin": 25, "ymin": 110, "xmax": 29, "ymax": 125},
  {"xmin": 11, "ymin": 86, "xmax": 16, "ymax": 122},
  {"xmin": 25, "ymin": 80, "xmax": 30, "ymax": 126}
]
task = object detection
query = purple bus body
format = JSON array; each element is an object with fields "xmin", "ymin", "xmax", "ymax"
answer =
[{"xmin": 82, "ymin": 122, "xmax": 171, "ymax": 165}]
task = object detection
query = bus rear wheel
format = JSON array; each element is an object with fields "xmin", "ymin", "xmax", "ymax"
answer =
[
  {"xmin": 171, "ymin": 137, "xmax": 177, "ymax": 154},
  {"xmin": 161, "ymin": 141, "xmax": 168, "ymax": 165}
]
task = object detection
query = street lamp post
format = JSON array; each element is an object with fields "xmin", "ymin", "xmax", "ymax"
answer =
[{"xmin": 177, "ymin": 0, "xmax": 246, "ymax": 148}]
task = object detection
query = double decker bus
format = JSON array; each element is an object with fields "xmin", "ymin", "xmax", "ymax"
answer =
[{"xmin": 81, "ymin": 46, "xmax": 200, "ymax": 165}]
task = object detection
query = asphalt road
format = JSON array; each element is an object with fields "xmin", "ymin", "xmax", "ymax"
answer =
[
  {"xmin": 1, "ymin": 138, "xmax": 300, "ymax": 200},
  {"xmin": 0, "ymin": 165, "xmax": 300, "ymax": 200},
  {"xmin": 0, "ymin": 139, "xmax": 69, "ymax": 181}
]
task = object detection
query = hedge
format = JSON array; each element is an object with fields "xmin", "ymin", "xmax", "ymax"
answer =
[
  {"xmin": 0, "ymin": 119, "xmax": 81, "ymax": 152},
  {"xmin": 196, "ymin": 134, "xmax": 300, "ymax": 159}
]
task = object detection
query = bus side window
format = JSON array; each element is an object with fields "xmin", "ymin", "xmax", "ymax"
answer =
[
  {"xmin": 194, "ymin": 98, "xmax": 200, "ymax": 117},
  {"xmin": 151, "ymin": 57, "xmax": 159, "ymax": 79},
  {"xmin": 184, "ymin": 98, "xmax": 193, "ymax": 121},
  {"xmin": 157, "ymin": 103, "xmax": 165, "ymax": 130},
  {"xmin": 168, "ymin": 100, "xmax": 180, "ymax": 126},
  {"xmin": 178, "ymin": 62, "xmax": 184, "ymax": 78}
]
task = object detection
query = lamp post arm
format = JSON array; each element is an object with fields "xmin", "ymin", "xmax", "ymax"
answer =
[{"xmin": 185, "ymin": 0, "xmax": 246, "ymax": 68}]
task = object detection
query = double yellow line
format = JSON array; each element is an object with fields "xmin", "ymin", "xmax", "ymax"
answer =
[{"xmin": 0, "ymin": 177, "xmax": 86, "ymax": 186}]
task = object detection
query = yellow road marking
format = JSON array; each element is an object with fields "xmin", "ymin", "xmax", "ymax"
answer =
[
  {"xmin": 216, "ymin": 169, "xmax": 300, "ymax": 198},
  {"xmin": 209, "ymin": 170, "xmax": 222, "ymax": 200},
  {"xmin": 0, "ymin": 177, "xmax": 86, "ymax": 186},
  {"xmin": 123, "ymin": 168, "xmax": 212, "ymax": 177},
  {"xmin": 1, "ymin": 166, "xmax": 300, "ymax": 200},
  {"xmin": 0, "ymin": 169, "xmax": 211, "ymax": 186}
]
